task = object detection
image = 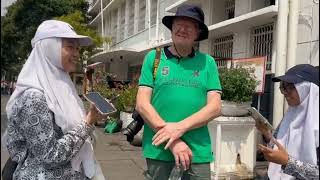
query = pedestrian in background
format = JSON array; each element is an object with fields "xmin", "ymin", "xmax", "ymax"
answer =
[
  {"xmin": 4, "ymin": 20, "xmax": 105, "ymax": 180},
  {"xmin": 136, "ymin": 4, "xmax": 222, "ymax": 180},
  {"xmin": 256, "ymin": 64, "xmax": 319, "ymax": 179}
]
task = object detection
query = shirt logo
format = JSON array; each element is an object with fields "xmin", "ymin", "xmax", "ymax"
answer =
[
  {"xmin": 193, "ymin": 70, "xmax": 200, "ymax": 77},
  {"xmin": 162, "ymin": 66, "xmax": 169, "ymax": 76}
]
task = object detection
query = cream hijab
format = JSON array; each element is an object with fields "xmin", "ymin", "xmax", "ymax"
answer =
[
  {"xmin": 5, "ymin": 38, "xmax": 98, "ymax": 178},
  {"xmin": 268, "ymin": 81, "xmax": 319, "ymax": 179}
]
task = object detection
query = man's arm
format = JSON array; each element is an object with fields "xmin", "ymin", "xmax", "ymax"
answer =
[
  {"xmin": 179, "ymin": 91, "xmax": 221, "ymax": 131},
  {"xmin": 152, "ymin": 91, "xmax": 221, "ymax": 148},
  {"xmin": 135, "ymin": 86, "xmax": 166, "ymax": 131}
]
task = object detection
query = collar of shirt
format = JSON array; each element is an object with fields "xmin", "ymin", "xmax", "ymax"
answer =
[{"xmin": 163, "ymin": 46, "xmax": 195, "ymax": 59}]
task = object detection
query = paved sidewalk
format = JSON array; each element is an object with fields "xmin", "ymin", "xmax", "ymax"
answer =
[{"xmin": 94, "ymin": 128, "xmax": 146, "ymax": 180}]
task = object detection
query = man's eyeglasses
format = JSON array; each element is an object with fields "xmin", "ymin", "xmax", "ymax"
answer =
[
  {"xmin": 172, "ymin": 23, "xmax": 197, "ymax": 33},
  {"xmin": 279, "ymin": 82, "xmax": 295, "ymax": 92}
]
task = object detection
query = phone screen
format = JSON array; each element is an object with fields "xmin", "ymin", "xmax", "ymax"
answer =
[{"xmin": 84, "ymin": 92, "xmax": 117, "ymax": 114}]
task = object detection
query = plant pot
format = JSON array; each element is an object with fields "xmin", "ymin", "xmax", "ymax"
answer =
[{"xmin": 221, "ymin": 101, "xmax": 251, "ymax": 117}]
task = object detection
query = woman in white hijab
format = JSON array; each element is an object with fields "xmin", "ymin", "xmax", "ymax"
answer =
[
  {"xmin": 4, "ymin": 20, "xmax": 105, "ymax": 179},
  {"xmin": 256, "ymin": 64, "xmax": 319, "ymax": 180}
]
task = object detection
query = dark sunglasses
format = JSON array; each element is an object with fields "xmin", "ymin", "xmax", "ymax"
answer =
[{"xmin": 279, "ymin": 82, "xmax": 295, "ymax": 92}]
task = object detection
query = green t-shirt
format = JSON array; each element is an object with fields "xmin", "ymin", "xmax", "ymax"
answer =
[{"xmin": 139, "ymin": 47, "xmax": 221, "ymax": 163}]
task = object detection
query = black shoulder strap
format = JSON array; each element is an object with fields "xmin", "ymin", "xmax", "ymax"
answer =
[{"xmin": 152, "ymin": 47, "xmax": 161, "ymax": 80}]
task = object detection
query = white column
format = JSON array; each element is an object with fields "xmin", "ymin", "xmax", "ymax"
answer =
[
  {"xmin": 134, "ymin": 0, "xmax": 139, "ymax": 34},
  {"xmin": 124, "ymin": 1, "xmax": 130, "ymax": 39},
  {"xmin": 284, "ymin": 0, "xmax": 299, "ymax": 112},
  {"xmin": 100, "ymin": 0, "xmax": 105, "ymax": 49},
  {"xmin": 272, "ymin": 0, "xmax": 289, "ymax": 128},
  {"xmin": 286, "ymin": 0, "xmax": 299, "ymax": 69},
  {"xmin": 147, "ymin": 0, "xmax": 151, "ymax": 43},
  {"xmin": 117, "ymin": 7, "xmax": 121, "ymax": 43}
]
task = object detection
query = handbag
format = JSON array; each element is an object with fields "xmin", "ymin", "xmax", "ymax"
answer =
[{"xmin": 2, "ymin": 157, "xmax": 18, "ymax": 180}]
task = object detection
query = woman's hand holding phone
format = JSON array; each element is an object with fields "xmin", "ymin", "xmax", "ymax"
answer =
[{"xmin": 85, "ymin": 103, "xmax": 104, "ymax": 125}]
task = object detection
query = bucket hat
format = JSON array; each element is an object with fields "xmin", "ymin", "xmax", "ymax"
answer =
[
  {"xmin": 272, "ymin": 64, "xmax": 319, "ymax": 86},
  {"xmin": 162, "ymin": 4, "xmax": 209, "ymax": 41},
  {"xmin": 31, "ymin": 20, "xmax": 92, "ymax": 47}
]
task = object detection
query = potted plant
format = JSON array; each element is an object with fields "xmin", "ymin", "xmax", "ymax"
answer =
[{"xmin": 219, "ymin": 67, "xmax": 258, "ymax": 116}]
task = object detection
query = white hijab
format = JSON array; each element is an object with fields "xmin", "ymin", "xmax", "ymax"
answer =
[
  {"xmin": 268, "ymin": 81, "xmax": 319, "ymax": 180},
  {"xmin": 5, "ymin": 38, "xmax": 97, "ymax": 178}
]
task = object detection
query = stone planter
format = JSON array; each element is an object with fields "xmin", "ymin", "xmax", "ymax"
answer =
[
  {"xmin": 208, "ymin": 116, "xmax": 257, "ymax": 179},
  {"xmin": 221, "ymin": 101, "xmax": 251, "ymax": 117}
]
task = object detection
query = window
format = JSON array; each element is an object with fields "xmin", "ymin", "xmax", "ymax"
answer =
[
  {"xmin": 104, "ymin": 14, "xmax": 111, "ymax": 43},
  {"xmin": 127, "ymin": 0, "xmax": 135, "ymax": 36},
  {"xmin": 119, "ymin": 3, "xmax": 125, "ymax": 41},
  {"xmin": 138, "ymin": 0, "xmax": 146, "ymax": 31},
  {"xmin": 225, "ymin": 0, "xmax": 235, "ymax": 19},
  {"xmin": 150, "ymin": 0, "xmax": 157, "ymax": 26},
  {"xmin": 111, "ymin": 9, "xmax": 118, "ymax": 44},
  {"xmin": 252, "ymin": 23, "xmax": 274, "ymax": 70},
  {"xmin": 211, "ymin": 35, "xmax": 234, "ymax": 68}
]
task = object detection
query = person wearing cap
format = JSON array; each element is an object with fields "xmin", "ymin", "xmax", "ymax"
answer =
[
  {"xmin": 136, "ymin": 4, "xmax": 221, "ymax": 180},
  {"xmin": 3, "ymin": 20, "xmax": 105, "ymax": 179},
  {"xmin": 256, "ymin": 64, "xmax": 319, "ymax": 179}
]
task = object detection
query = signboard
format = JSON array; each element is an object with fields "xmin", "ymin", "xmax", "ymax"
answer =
[{"xmin": 232, "ymin": 57, "xmax": 266, "ymax": 94}]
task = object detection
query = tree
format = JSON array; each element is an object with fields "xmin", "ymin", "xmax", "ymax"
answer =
[
  {"xmin": 1, "ymin": 0, "xmax": 91, "ymax": 76},
  {"xmin": 54, "ymin": 10, "xmax": 111, "ymax": 71},
  {"xmin": 54, "ymin": 10, "xmax": 110, "ymax": 58}
]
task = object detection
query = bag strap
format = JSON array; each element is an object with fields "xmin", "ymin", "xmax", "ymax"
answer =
[{"xmin": 152, "ymin": 47, "xmax": 161, "ymax": 80}]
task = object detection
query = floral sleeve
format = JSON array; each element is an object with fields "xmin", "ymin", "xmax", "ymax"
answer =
[
  {"xmin": 271, "ymin": 126, "xmax": 319, "ymax": 179},
  {"xmin": 6, "ymin": 90, "xmax": 94, "ymax": 169},
  {"xmin": 281, "ymin": 154, "xmax": 319, "ymax": 180}
]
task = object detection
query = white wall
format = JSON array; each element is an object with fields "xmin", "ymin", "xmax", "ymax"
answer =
[
  {"xmin": 236, "ymin": 0, "xmax": 251, "ymax": 16},
  {"xmin": 232, "ymin": 30, "xmax": 251, "ymax": 59},
  {"xmin": 296, "ymin": 1, "xmax": 319, "ymax": 66}
]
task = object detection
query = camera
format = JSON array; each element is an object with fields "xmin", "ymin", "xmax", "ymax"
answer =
[{"xmin": 121, "ymin": 110, "xmax": 144, "ymax": 142}]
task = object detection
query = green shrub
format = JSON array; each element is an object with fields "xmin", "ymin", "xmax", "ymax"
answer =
[
  {"xmin": 219, "ymin": 67, "xmax": 258, "ymax": 103},
  {"xmin": 114, "ymin": 84, "xmax": 138, "ymax": 113},
  {"xmin": 93, "ymin": 83, "xmax": 138, "ymax": 113},
  {"xmin": 94, "ymin": 82, "xmax": 116, "ymax": 99}
]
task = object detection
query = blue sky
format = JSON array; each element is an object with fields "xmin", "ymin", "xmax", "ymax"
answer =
[{"xmin": 1, "ymin": 0, "xmax": 16, "ymax": 16}]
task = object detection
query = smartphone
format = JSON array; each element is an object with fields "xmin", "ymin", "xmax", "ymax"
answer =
[
  {"xmin": 248, "ymin": 107, "xmax": 273, "ymax": 130},
  {"xmin": 83, "ymin": 92, "xmax": 117, "ymax": 115}
]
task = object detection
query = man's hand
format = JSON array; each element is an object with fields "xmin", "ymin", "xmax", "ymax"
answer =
[
  {"xmin": 258, "ymin": 138, "xmax": 289, "ymax": 165},
  {"xmin": 169, "ymin": 139, "xmax": 193, "ymax": 171},
  {"xmin": 152, "ymin": 122, "xmax": 186, "ymax": 149}
]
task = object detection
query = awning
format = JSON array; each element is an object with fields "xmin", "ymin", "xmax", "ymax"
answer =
[
  {"xmin": 208, "ymin": 6, "xmax": 278, "ymax": 37},
  {"xmin": 90, "ymin": 48, "xmax": 142, "ymax": 63},
  {"xmin": 90, "ymin": 40, "xmax": 172, "ymax": 63}
]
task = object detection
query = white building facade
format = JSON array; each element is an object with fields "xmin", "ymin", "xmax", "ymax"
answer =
[{"xmin": 88, "ymin": 0, "xmax": 319, "ymax": 124}]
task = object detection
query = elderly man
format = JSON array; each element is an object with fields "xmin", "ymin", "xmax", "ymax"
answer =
[{"xmin": 136, "ymin": 4, "xmax": 222, "ymax": 180}]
